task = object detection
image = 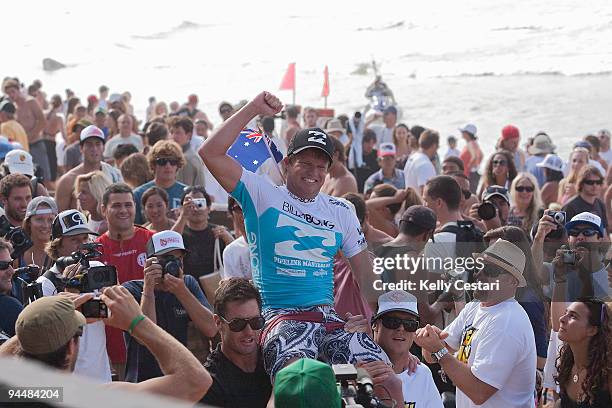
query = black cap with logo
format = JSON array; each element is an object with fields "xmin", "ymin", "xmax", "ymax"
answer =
[
  {"xmin": 287, "ymin": 127, "xmax": 335, "ymax": 163},
  {"xmin": 52, "ymin": 210, "xmax": 98, "ymax": 240}
]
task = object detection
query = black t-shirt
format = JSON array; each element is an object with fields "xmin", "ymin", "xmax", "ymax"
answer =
[
  {"xmin": 562, "ymin": 195, "xmax": 608, "ymax": 230},
  {"xmin": 182, "ymin": 225, "xmax": 226, "ymax": 279},
  {"xmin": 122, "ymin": 276, "xmax": 210, "ymax": 382},
  {"xmin": 0, "ymin": 293, "xmax": 23, "ymax": 337},
  {"xmin": 200, "ymin": 344, "xmax": 272, "ymax": 408},
  {"xmin": 356, "ymin": 149, "xmax": 380, "ymax": 193}
]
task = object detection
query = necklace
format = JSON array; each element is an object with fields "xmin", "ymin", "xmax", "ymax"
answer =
[{"xmin": 572, "ymin": 366, "xmax": 585, "ymax": 383}]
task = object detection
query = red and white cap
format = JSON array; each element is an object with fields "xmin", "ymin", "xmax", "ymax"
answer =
[
  {"xmin": 146, "ymin": 230, "xmax": 186, "ymax": 257},
  {"xmin": 377, "ymin": 143, "xmax": 396, "ymax": 158}
]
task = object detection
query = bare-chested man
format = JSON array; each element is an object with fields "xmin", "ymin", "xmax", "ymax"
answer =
[
  {"xmin": 43, "ymin": 94, "xmax": 66, "ymax": 183},
  {"xmin": 55, "ymin": 125, "xmax": 122, "ymax": 211},
  {"xmin": 2, "ymin": 79, "xmax": 50, "ymax": 182},
  {"xmin": 282, "ymin": 105, "xmax": 301, "ymax": 147},
  {"xmin": 321, "ymin": 136, "xmax": 358, "ymax": 197}
]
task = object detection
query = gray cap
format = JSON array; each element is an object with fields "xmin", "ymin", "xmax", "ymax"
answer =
[{"xmin": 25, "ymin": 196, "xmax": 58, "ymax": 219}]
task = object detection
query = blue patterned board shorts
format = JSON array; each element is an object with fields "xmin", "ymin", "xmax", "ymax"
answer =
[{"xmin": 262, "ymin": 305, "xmax": 390, "ymax": 378}]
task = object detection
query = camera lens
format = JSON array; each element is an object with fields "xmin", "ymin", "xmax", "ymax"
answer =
[
  {"xmin": 477, "ymin": 202, "xmax": 497, "ymax": 221},
  {"xmin": 554, "ymin": 213, "xmax": 565, "ymax": 224}
]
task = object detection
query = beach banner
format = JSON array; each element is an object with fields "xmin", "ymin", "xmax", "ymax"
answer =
[{"xmin": 321, "ymin": 65, "xmax": 330, "ymax": 97}]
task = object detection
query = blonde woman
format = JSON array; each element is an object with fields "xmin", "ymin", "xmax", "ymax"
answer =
[
  {"xmin": 74, "ymin": 171, "xmax": 112, "ymax": 235},
  {"xmin": 508, "ymin": 172, "xmax": 543, "ymax": 234},
  {"xmin": 558, "ymin": 148, "xmax": 589, "ymax": 205}
]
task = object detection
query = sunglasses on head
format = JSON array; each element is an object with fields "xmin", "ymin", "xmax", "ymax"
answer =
[
  {"xmin": 155, "ymin": 157, "xmax": 179, "ymax": 167},
  {"xmin": 583, "ymin": 179, "xmax": 603, "ymax": 186},
  {"xmin": 568, "ymin": 228, "xmax": 599, "ymax": 237},
  {"xmin": 462, "ymin": 189, "xmax": 471, "ymax": 200},
  {"xmin": 492, "ymin": 160, "xmax": 507, "ymax": 166},
  {"xmin": 515, "ymin": 186, "xmax": 534, "ymax": 193},
  {"xmin": 0, "ymin": 260, "xmax": 12, "ymax": 270},
  {"xmin": 220, "ymin": 315, "xmax": 265, "ymax": 332},
  {"xmin": 486, "ymin": 186, "xmax": 508, "ymax": 195},
  {"xmin": 380, "ymin": 316, "xmax": 420, "ymax": 332}
]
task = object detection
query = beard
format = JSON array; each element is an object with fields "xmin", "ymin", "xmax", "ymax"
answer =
[{"xmin": 6, "ymin": 206, "xmax": 25, "ymax": 223}]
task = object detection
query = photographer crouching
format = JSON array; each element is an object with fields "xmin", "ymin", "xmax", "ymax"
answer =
[
  {"xmin": 0, "ymin": 286, "xmax": 212, "ymax": 403},
  {"xmin": 122, "ymin": 230, "xmax": 217, "ymax": 382}
]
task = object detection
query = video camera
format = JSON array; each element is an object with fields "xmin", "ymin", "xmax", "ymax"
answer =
[
  {"xmin": 56, "ymin": 242, "xmax": 103, "ymax": 270},
  {"xmin": 57, "ymin": 243, "xmax": 117, "ymax": 293},
  {"xmin": 13, "ymin": 265, "xmax": 43, "ymax": 305},
  {"xmin": 0, "ymin": 215, "xmax": 33, "ymax": 259},
  {"xmin": 333, "ymin": 364, "xmax": 392, "ymax": 408}
]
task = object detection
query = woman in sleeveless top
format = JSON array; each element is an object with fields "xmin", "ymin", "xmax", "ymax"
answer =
[
  {"xmin": 460, "ymin": 131, "xmax": 483, "ymax": 193},
  {"xmin": 477, "ymin": 150, "xmax": 516, "ymax": 198},
  {"xmin": 392, "ymin": 123, "xmax": 415, "ymax": 169},
  {"xmin": 556, "ymin": 298, "xmax": 612, "ymax": 408},
  {"xmin": 558, "ymin": 148, "xmax": 589, "ymax": 205}
]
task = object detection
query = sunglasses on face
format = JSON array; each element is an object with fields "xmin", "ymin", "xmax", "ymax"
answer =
[
  {"xmin": 0, "ymin": 260, "xmax": 12, "ymax": 270},
  {"xmin": 220, "ymin": 315, "xmax": 265, "ymax": 332},
  {"xmin": 462, "ymin": 189, "xmax": 471, "ymax": 200},
  {"xmin": 568, "ymin": 228, "xmax": 599, "ymax": 237},
  {"xmin": 583, "ymin": 179, "xmax": 603, "ymax": 186},
  {"xmin": 155, "ymin": 158, "xmax": 179, "ymax": 167},
  {"xmin": 492, "ymin": 160, "xmax": 507, "ymax": 166},
  {"xmin": 380, "ymin": 316, "xmax": 420, "ymax": 332},
  {"xmin": 515, "ymin": 186, "xmax": 534, "ymax": 193},
  {"xmin": 479, "ymin": 264, "xmax": 508, "ymax": 278}
]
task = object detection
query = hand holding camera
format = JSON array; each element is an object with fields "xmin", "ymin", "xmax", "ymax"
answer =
[
  {"xmin": 100, "ymin": 285, "xmax": 144, "ymax": 331},
  {"xmin": 143, "ymin": 257, "xmax": 163, "ymax": 292},
  {"xmin": 552, "ymin": 246, "xmax": 571, "ymax": 283}
]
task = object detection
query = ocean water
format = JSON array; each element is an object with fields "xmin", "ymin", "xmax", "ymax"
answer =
[{"xmin": 4, "ymin": 0, "xmax": 612, "ymax": 158}]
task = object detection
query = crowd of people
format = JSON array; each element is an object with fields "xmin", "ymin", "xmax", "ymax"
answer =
[{"xmin": 0, "ymin": 78, "xmax": 611, "ymax": 408}]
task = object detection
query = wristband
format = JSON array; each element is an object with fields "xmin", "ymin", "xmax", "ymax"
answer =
[{"xmin": 128, "ymin": 315, "xmax": 146, "ymax": 335}]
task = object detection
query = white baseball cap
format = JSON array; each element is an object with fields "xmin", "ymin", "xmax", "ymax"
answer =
[
  {"xmin": 565, "ymin": 212, "xmax": 604, "ymax": 236},
  {"xmin": 535, "ymin": 154, "xmax": 563, "ymax": 172},
  {"xmin": 146, "ymin": 230, "xmax": 186, "ymax": 257},
  {"xmin": 373, "ymin": 290, "xmax": 419, "ymax": 321},
  {"xmin": 458, "ymin": 123, "xmax": 477, "ymax": 137},
  {"xmin": 80, "ymin": 125, "xmax": 105, "ymax": 144},
  {"xmin": 5, "ymin": 149, "xmax": 34, "ymax": 176}
]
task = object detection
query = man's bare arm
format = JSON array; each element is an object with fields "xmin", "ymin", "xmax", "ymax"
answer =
[
  {"xmin": 55, "ymin": 174, "xmax": 75, "ymax": 212},
  {"xmin": 29, "ymin": 99, "xmax": 47, "ymax": 139}
]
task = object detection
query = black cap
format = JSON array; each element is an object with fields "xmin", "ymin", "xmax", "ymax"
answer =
[
  {"xmin": 400, "ymin": 205, "xmax": 437, "ymax": 231},
  {"xmin": 287, "ymin": 127, "xmax": 335, "ymax": 163},
  {"xmin": 0, "ymin": 100, "xmax": 16, "ymax": 114},
  {"xmin": 52, "ymin": 210, "xmax": 98, "ymax": 240}
]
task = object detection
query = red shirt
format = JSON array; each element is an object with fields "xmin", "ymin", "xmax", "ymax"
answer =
[
  {"xmin": 96, "ymin": 226, "xmax": 154, "ymax": 363},
  {"xmin": 333, "ymin": 253, "xmax": 373, "ymax": 322}
]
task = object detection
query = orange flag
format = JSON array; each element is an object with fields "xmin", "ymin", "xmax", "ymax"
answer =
[
  {"xmin": 321, "ymin": 65, "xmax": 330, "ymax": 97},
  {"xmin": 279, "ymin": 63, "xmax": 296, "ymax": 91}
]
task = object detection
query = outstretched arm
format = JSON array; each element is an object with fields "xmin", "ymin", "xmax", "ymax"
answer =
[{"xmin": 198, "ymin": 92, "xmax": 282, "ymax": 193}]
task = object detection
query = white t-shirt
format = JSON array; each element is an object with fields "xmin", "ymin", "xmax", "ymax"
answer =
[
  {"xmin": 369, "ymin": 124, "xmax": 394, "ymax": 147},
  {"xmin": 403, "ymin": 152, "xmax": 436, "ymax": 191},
  {"xmin": 444, "ymin": 148, "xmax": 461, "ymax": 159},
  {"xmin": 221, "ymin": 235, "xmax": 251, "ymax": 279},
  {"xmin": 36, "ymin": 266, "xmax": 112, "ymax": 383},
  {"xmin": 103, "ymin": 133, "xmax": 144, "ymax": 158},
  {"xmin": 444, "ymin": 299, "xmax": 536, "ymax": 408},
  {"xmin": 190, "ymin": 135, "xmax": 205, "ymax": 152},
  {"xmin": 601, "ymin": 149, "xmax": 612, "ymax": 166},
  {"xmin": 398, "ymin": 364, "xmax": 444, "ymax": 408}
]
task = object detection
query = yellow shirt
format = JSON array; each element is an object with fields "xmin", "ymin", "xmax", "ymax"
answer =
[{"xmin": 0, "ymin": 120, "xmax": 29, "ymax": 152}]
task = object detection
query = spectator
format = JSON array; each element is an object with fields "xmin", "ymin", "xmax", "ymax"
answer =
[
  {"xmin": 535, "ymin": 154, "xmax": 564, "ymax": 207},
  {"xmin": 75, "ymin": 171, "xmax": 112, "ymax": 235},
  {"xmin": 1, "ymin": 288, "xmax": 212, "ymax": 403},
  {"xmin": 302, "ymin": 106, "xmax": 318, "ymax": 128},
  {"xmin": 133, "ymin": 140, "xmax": 187, "ymax": 224},
  {"xmin": 558, "ymin": 148, "xmax": 589, "ymax": 205},
  {"xmin": 274, "ymin": 359, "xmax": 341, "ymax": 408},
  {"xmin": 368, "ymin": 105, "xmax": 397, "ymax": 146},
  {"xmin": 469, "ymin": 185, "xmax": 511, "ymax": 232},
  {"xmin": 64, "ymin": 118, "xmax": 93, "ymax": 170},
  {"xmin": 458, "ymin": 124, "xmax": 483, "ymax": 193},
  {"xmin": 144, "ymin": 121, "xmax": 168, "ymax": 148},
  {"xmin": 0, "ymin": 173, "xmax": 32, "ymax": 227},
  {"xmin": 321, "ymin": 136, "xmax": 358, "ymax": 197},
  {"xmin": 93, "ymin": 107, "xmax": 109, "ymax": 137},
  {"xmin": 119, "ymin": 153, "xmax": 153, "ymax": 189},
  {"xmin": 218, "ymin": 101, "xmax": 234, "ymax": 122},
  {"xmin": 477, "ymin": 150, "xmax": 516, "ymax": 198},
  {"xmin": 222, "ymin": 197, "xmax": 250, "ymax": 279},
  {"xmin": 372, "ymin": 290, "xmax": 444, "ymax": 408},
  {"xmin": 20, "ymin": 197, "xmax": 57, "ymax": 272},
  {"xmin": 282, "ymin": 105, "xmax": 301, "ymax": 148},
  {"xmin": 141, "ymin": 187, "xmax": 173, "ymax": 232},
  {"xmin": 103, "ymin": 114, "xmax": 144, "ymax": 159},
  {"xmin": 123, "ymin": 230, "xmax": 217, "ymax": 382},
  {"xmin": 497, "ymin": 125, "xmax": 526, "ymax": 171},
  {"xmin": 445, "ymin": 135, "xmax": 460, "ymax": 159},
  {"xmin": 2, "ymin": 149, "xmax": 49, "ymax": 197},
  {"xmin": 598, "ymin": 129, "xmax": 612, "ymax": 166},
  {"xmin": 416, "ymin": 239, "xmax": 537, "ymax": 407},
  {"xmin": 172, "ymin": 186, "xmax": 231, "ymax": 280},
  {"xmin": 0, "ymin": 99, "xmax": 28, "ymax": 152},
  {"xmin": 448, "ymin": 171, "xmax": 479, "ymax": 219},
  {"xmin": 507, "ymin": 172, "xmax": 543, "ymax": 234},
  {"xmin": 364, "ymin": 143, "xmax": 405, "ymax": 193},
  {"xmin": 442, "ymin": 155, "xmax": 465, "ymax": 175},
  {"xmin": 112, "ymin": 144, "xmax": 139, "ymax": 168},
  {"xmin": 355, "ymin": 129, "xmax": 380, "ymax": 192},
  {"xmin": 562, "ymin": 165, "xmax": 609, "ymax": 233},
  {"xmin": 0, "ymin": 239, "xmax": 22, "ymax": 337},
  {"xmin": 404, "ymin": 129, "xmax": 438, "ymax": 195},
  {"xmin": 365, "ymin": 183, "xmax": 403, "ymax": 237},
  {"xmin": 584, "ymin": 134, "xmax": 608, "ymax": 172},
  {"xmin": 393, "ymin": 123, "xmax": 415, "ymax": 168},
  {"xmin": 526, "ymin": 132, "xmax": 556, "ymax": 188},
  {"xmin": 167, "ymin": 116, "xmax": 206, "ymax": 187},
  {"xmin": 201, "ymin": 278, "xmax": 272, "ymax": 407},
  {"xmin": 55, "ymin": 125, "xmax": 122, "ymax": 212}
]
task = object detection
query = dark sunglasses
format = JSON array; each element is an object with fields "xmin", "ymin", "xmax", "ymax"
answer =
[
  {"xmin": 583, "ymin": 179, "xmax": 603, "ymax": 186},
  {"xmin": 515, "ymin": 186, "xmax": 534, "ymax": 193},
  {"xmin": 568, "ymin": 228, "xmax": 599, "ymax": 237},
  {"xmin": 479, "ymin": 264, "xmax": 508, "ymax": 278},
  {"xmin": 380, "ymin": 316, "xmax": 420, "ymax": 332},
  {"xmin": 486, "ymin": 186, "xmax": 508, "ymax": 195},
  {"xmin": 155, "ymin": 158, "xmax": 179, "ymax": 167},
  {"xmin": 0, "ymin": 260, "xmax": 12, "ymax": 270},
  {"xmin": 492, "ymin": 160, "xmax": 507, "ymax": 166},
  {"xmin": 462, "ymin": 189, "xmax": 471, "ymax": 200},
  {"xmin": 220, "ymin": 315, "xmax": 265, "ymax": 332}
]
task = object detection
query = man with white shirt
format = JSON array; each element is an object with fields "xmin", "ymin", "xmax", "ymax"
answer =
[
  {"xmin": 222, "ymin": 198, "xmax": 251, "ymax": 279},
  {"xmin": 598, "ymin": 129, "xmax": 612, "ymax": 165},
  {"xmin": 368, "ymin": 105, "xmax": 397, "ymax": 146},
  {"xmin": 372, "ymin": 290, "xmax": 443, "ymax": 408},
  {"xmin": 415, "ymin": 239, "xmax": 537, "ymax": 408},
  {"xmin": 103, "ymin": 114, "xmax": 144, "ymax": 159},
  {"xmin": 404, "ymin": 129, "xmax": 438, "ymax": 194}
]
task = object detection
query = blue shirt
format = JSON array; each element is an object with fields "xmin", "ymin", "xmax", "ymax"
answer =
[
  {"xmin": 525, "ymin": 155, "xmax": 546, "ymax": 188},
  {"xmin": 0, "ymin": 293, "xmax": 23, "ymax": 337},
  {"xmin": 231, "ymin": 169, "xmax": 367, "ymax": 310},
  {"xmin": 122, "ymin": 275, "xmax": 210, "ymax": 382},
  {"xmin": 133, "ymin": 180, "xmax": 187, "ymax": 225},
  {"xmin": 363, "ymin": 168, "xmax": 405, "ymax": 193}
]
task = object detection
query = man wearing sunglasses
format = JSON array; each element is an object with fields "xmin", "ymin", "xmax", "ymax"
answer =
[
  {"xmin": 201, "ymin": 278, "xmax": 272, "ymax": 407},
  {"xmin": 122, "ymin": 230, "xmax": 217, "ymax": 383},
  {"xmin": 133, "ymin": 140, "xmax": 188, "ymax": 224},
  {"xmin": 0, "ymin": 239, "xmax": 23, "ymax": 338},
  {"xmin": 551, "ymin": 212, "xmax": 610, "ymax": 301},
  {"xmin": 562, "ymin": 165, "xmax": 609, "ymax": 235},
  {"xmin": 372, "ymin": 290, "xmax": 444, "ymax": 408}
]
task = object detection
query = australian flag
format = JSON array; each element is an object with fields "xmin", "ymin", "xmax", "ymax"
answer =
[{"xmin": 227, "ymin": 128, "xmax": 283, "ymax": 173}]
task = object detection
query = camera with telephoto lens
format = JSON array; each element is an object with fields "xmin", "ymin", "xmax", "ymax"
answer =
[
  {"xmin": 477, "ymin": 201, "xmax": 498, "ymax": 221},
  {"xmin": 56, "ymin": 242, "xmax": 103, "ymax": 271},
  {"xmin": 81, "ymin": 297, "xmax": 109, "ymax": 318},
  {"xmin": 0, "ymin": 215, "xmax": 33, "ymax": 259},
  {"xmin": 13, "ymin": 265, "xmax": 43, "ymax": 304},
  {"xmin": 333, "ymin": 364, "xmax": 391, "ymax": 408},
  {"xmin": 159, "ymin": 256, "xmax": 181, "ymax": 278},
  {"xmin": 64, "ymin": 265, "xmax": 118, "ymax": 293},
  {"xmin": 562, "ymin": 249, "xmax": 576, "ymax": 265}
]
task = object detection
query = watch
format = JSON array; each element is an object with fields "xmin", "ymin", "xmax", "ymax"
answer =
[{"xmin": 432, "ymin": 347, "xmax": 450, "ymax": 362}]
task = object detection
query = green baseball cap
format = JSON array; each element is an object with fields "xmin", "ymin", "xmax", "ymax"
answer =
[
  {"xmin": 16, "ymin": 296, "xmax": 86, "ymax": 355},
  {"xmin": 274, "ymin": 358, "xmax": 341, "ymax": 408}
]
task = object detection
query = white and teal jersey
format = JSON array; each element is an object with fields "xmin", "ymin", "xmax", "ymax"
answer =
[{"xmin": 231, "ymin": 169, "xmax": 367, "ymax": 310}]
